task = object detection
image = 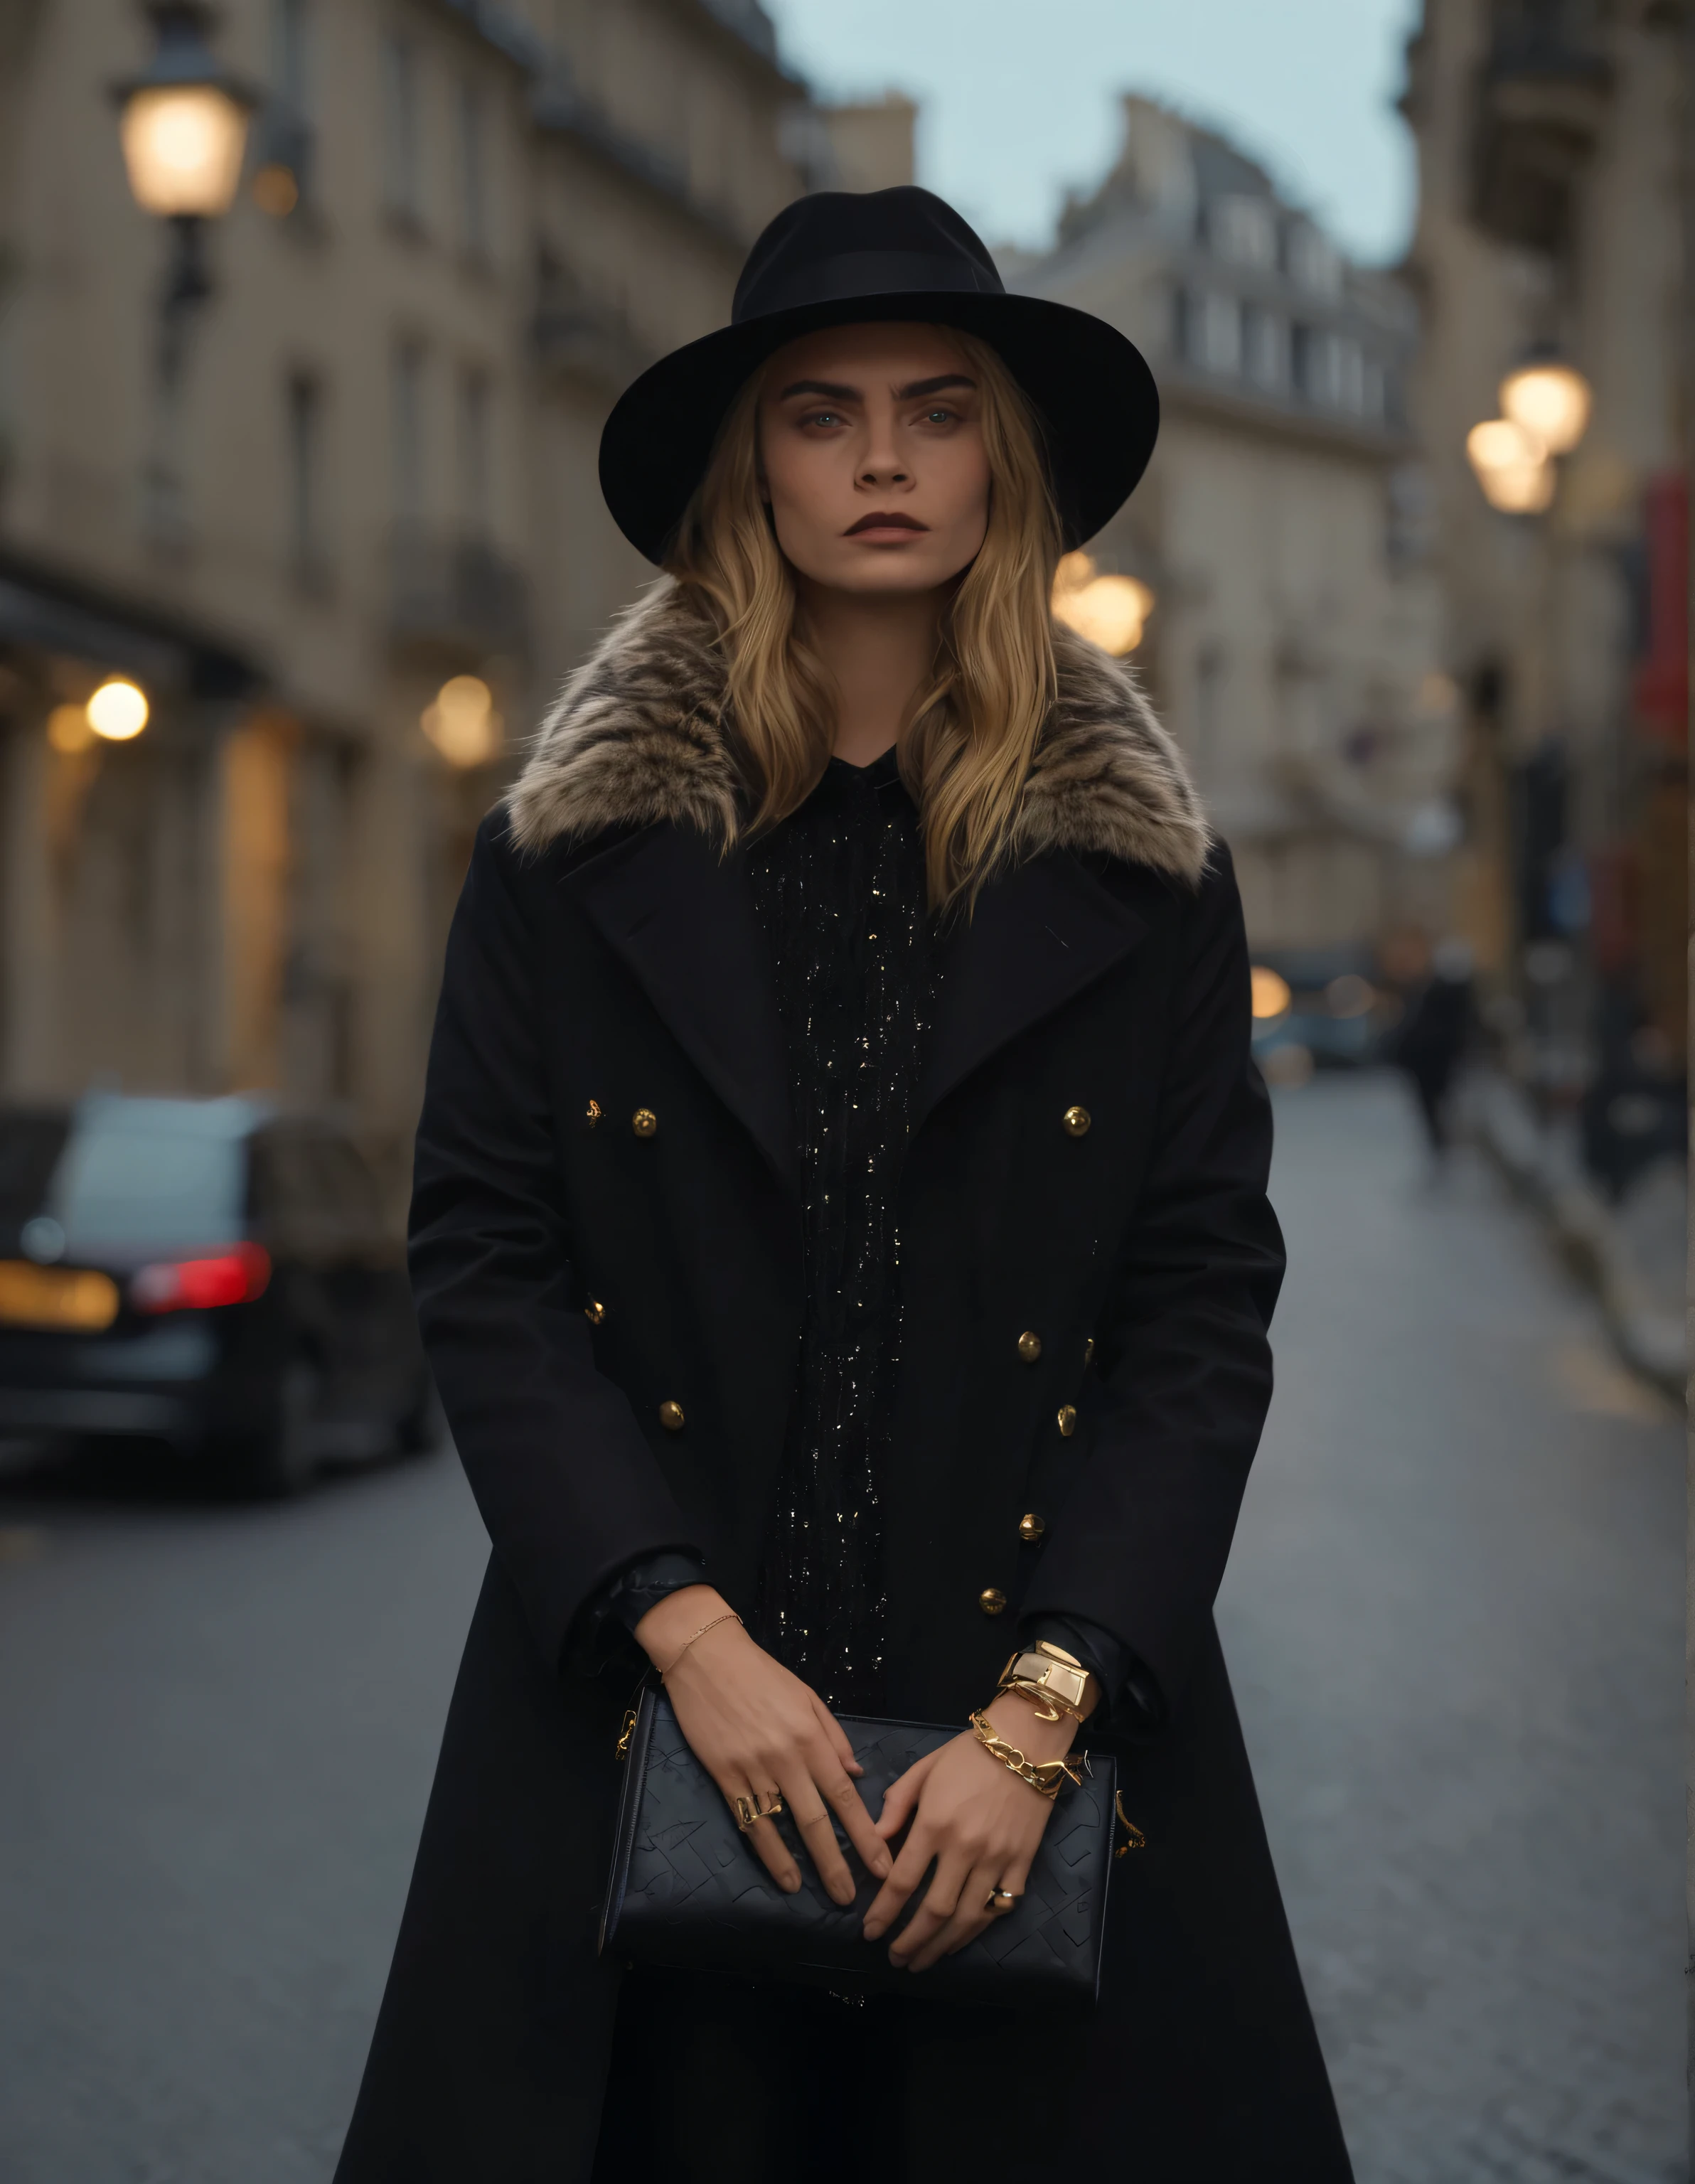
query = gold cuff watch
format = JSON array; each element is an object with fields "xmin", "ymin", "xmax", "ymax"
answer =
[{"xmin": 996, "ymin": 1637, "xmax": 1093, "ymax": 1723}]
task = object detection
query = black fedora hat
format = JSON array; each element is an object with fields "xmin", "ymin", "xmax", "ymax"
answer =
[{"xmin": 599, "ymin": 186, "xmax": 1159, "ymax": 565}]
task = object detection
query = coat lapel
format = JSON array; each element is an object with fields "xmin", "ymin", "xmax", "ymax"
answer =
[
  {"xmin": 561, "ymin": 826, "xmax": 799, "ymax": 1195},
  {"xmin": 918, "ymin": 852, "xmax": 1150, "ymax": 1125}
]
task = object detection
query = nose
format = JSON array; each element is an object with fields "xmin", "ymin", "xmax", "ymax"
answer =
[{"xmin": 857, "ymin": 405, "xmax": 909, "ymax": 488}]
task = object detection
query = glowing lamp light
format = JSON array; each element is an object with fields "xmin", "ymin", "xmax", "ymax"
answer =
[
  {"xmin": 422, "ymin": 675, "xmax": 501, "ymax": 768},
  {"xmin": 1250, "ymin": 966, "xmax": 1291, "ymax": 1020},
  {"xmin": 1499, "ymin": 360, "xmax": 1591, "ymax": 456},
  {"xmin": 252, "ymin": 163, "xmax": 300, "ymax": 218},
  {"xmin": 85, "ymin": 678, "xmax": 151, "ymax": 741},
  {"xmin": 1052, "ymin": 551, "xmax": 1153, "ymax": 657},
  {"xmin": 47, "ymin": 703, "xmax": 97, "ymax": 754},
  {"xmin": 1465, "ymin": 418, "xmax": 1554, "ymax": 514},
  {"xmin": 119, "ymin": 82, "xmax": 250, "ymax": 218}
]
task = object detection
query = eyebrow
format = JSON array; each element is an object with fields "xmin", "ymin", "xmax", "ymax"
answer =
[{"xmin": 774, "ymin": 373, "xmax": 979, "ymax": 402}]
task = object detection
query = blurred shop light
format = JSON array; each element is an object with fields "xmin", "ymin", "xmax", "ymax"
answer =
[
  {"xmin": 114, "ymin": 5, "xmax": 255, "ymax": 219},
  {"xmin": 422, "ymin": 675, "xmax": 501, "ymax": 767},
  {"xmin": 252, "ymin": 163, "xmax": 300, "ymax": 218},
  {"xmin": 85, "ymin": 678, "xmax": 150, "ymax": 740},
  {"xmin": 1500, "ymin": 358, "xmax": 1591, "ymax": 456},
  {"xmin": 1250, "ymin": 966, "xmax": 1291, "ymax": 1019},
  {"xmin": 46, "ymin": 703, "xmax": 97, "ymax": 754},
  {"xmin": 1325, "ymin": 973, "xmax": 1376, "ymax": 1019},
  {"xmin": 1051, "ymin": 552, "xmax": 1153, "ymax": 656},
  {"xmin": 1465, "ymin": 417, "xmax": 1554, "ymax": 513}
]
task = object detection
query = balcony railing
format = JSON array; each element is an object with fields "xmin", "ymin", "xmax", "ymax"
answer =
[{"xmin": 387, "ymin": 525, "xmax": 528, "ymax": 666}]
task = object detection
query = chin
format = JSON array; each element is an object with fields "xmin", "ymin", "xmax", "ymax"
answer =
[{"xmin": 816, "ymin": 548, "xmax": 972, "ymax": 595}]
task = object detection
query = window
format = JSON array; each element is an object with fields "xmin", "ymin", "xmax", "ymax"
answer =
[
  {"xmin": 286, "ymin": 371, "xmax": 326, "ymax": 582},
  {"xmin": 1187, "ymin": 290, "xmax": 1242, "ymax": 376},
  {"xmin": 1287, "ymin": 223, "xmax": 1342, "ymax": 299},
  {"xmin": 458, "ymin": 78, "xmax": 487, "ymax": 255},
  {"xmin": 459, "ymin": 368, "xmax": 492, "ymax": 532},
  {"xmin": 1294, "ymin": 325, "xmax": 1342, "ymax": 407},
  {"xmin": 1244, "ymin": 306, "xmax": 1288, "ymax": 391},
  {"xmin": 1209, "ymin": 193, "xmax": 1276, "ymax": 270},
  {"xmin": 1336, "ymin": 338, "xmax": 1366, "ymax": 415},
  {"xmin": 383, "ymin": 33, "xmax": 421, "ymax": 220},
  {"xmin": 392, "ymin": 339, "xmax": 425, "ymax": 520}
]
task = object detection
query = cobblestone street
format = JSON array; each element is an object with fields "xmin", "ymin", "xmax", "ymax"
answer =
[
  {"xmin": 0, "ymin": 1071, "xmax": 1682, "ymax": 2181},
  {"xmin": 1224, "ymin": 1074, "xmax": 1684, "ymax": 2183}
]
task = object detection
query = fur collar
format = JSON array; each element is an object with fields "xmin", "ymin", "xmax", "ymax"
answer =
[{"xmin": 509, "ymin": 578, "xmax": 1209, "ymax": 884}]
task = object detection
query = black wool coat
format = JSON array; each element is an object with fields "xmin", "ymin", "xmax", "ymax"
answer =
[{"xmin": 335, "ymin": 585, "xmax": 1352, "ymax": 2183}]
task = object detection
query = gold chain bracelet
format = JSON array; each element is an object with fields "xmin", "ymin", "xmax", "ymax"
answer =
[
  {"xmin": 968, "ymin": 1711, "xmax": 1084, "ymax": 1802},
  {"xmin": 659, "ymin": 1610, "xmax": 742, "ymax": 1679}
]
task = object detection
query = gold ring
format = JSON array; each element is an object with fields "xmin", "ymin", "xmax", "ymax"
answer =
[
  {"xmin": 985, "ymin": 1887, "xmax": 1017, "ymax": 1912},
  {"xmin": 734, "ymin": 1791, "xmax": 785, "ymax": 1831}
]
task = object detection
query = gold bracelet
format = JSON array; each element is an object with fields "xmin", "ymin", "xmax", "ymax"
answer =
[
  {"xmin": 968, "ymin": 1711, "xmax": 1084, "ymax": 1802},
  {"xmin": 659, "ymin": 1610, "xmax": 742, "ymax": 1679},
  {"xmin": 999, "ymin": 1675, "xmax": 1086, "ymax": 1726}
]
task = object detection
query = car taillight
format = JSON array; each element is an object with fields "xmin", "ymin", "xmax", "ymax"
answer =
[{"xmin": 130, "ymin": 1243, "xmax": 271, "ymax": 1315}]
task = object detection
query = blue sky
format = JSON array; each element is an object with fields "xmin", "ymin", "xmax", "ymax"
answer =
[{"xmin": 764, "ymin": 0, "xmax": 1423, "ymax": 266}]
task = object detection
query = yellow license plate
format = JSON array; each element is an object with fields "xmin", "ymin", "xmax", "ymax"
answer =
[{"xmin": 0, "ymin": 1260, "xmax": 121, "ymax": 1332}]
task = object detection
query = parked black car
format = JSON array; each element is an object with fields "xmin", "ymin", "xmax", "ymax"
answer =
[{"xmin": 0, "ymin": 1093, "xmax": 433, "ymax": 1494}]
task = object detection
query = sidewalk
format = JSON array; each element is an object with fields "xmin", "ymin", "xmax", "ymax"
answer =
[{"xmin": 1472, "ymin": 1070, "xmax": 1686, "ymax": 1402}]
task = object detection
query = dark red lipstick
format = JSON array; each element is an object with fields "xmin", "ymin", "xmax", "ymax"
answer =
[{"xmin": 844, "ymin": 510, "xmax": 928, "ymax": 535}]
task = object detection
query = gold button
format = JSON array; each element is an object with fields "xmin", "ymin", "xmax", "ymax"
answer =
[
  {"xmin": 632, "ymin": 1108, "xmax": 658, "ymax": 1138},
  {"xmin": 585, "ymin": 1098, "xmax": 602, "ymax": 1129},
  {"xmin": 658, "ymin": 1400, "xmax": 685, "ymax": 1431},
  {"xmin": 1017, "ymin": 1329, "xmax": 1042, "ymax": 1363},
  {"xmin": 1062, "ymin": 1105, "xmax": 1091, "ymax": 1138},
  {"xmin": 584, "ymin": 1299, "xmax": 606, "ymax": 1326},
  {"xmin": 1018, "ymin": 1511, "xmax": 1045, "ymax": 1543},
  {"xmin": 978, "ymin": 1587, "xmax": 1007, "ymax": 1616},
  {"xmin": 1057, "ymin": 1404, "xmax": 1077, "ymax": 1438},
  {"xmin": 1084, "ymin": 1337, "xmax": 1095, "ymax": 1366}
]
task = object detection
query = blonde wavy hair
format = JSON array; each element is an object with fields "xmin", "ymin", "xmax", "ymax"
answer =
[{"xmin": 664, "ymin": 329, "xmax": 1062, "ymax": 911}]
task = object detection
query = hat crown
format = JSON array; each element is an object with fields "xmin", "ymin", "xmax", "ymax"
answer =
[{"xmin": 731, "ymin": 186, "xmax": 1005, "ymax": 326}]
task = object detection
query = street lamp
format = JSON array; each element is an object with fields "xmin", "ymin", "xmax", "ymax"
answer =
[
  {"xmin": 112, "ymin": 4, "xmax": 255, "ymax": 526},
  {"xmin": 1465, "ymin": 417, "xmax": 1556, "ymax": 513},
  {"xmin": 1499, "ymin": 353, "xmax": 1592, "ymax": 456},
  {"xmin": 1051, "ymin": 552, "xmax": 1155, "ymax": 656}
]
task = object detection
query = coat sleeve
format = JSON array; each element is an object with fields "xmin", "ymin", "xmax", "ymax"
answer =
[
  {"xmin": 1018, "ymin": 845, "xmax": 1285, "ymax": 1720},
  {"xmin": 408, "ymin": 813, "xmax": 702, "ymax": 1671}
]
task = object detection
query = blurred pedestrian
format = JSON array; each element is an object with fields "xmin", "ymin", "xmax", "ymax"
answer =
[
  {"xmin": 335, "ymin": 188, "xmax": 1349, "ymax": 2184},
  {"xmin": 1391, "ymin": 936, "xmax": 1475, "ymax": 1158}
]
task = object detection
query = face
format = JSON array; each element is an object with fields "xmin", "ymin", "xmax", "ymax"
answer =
[{"xmin": 756, "ymin": 322, "xmax": 992, "ymax": 597}]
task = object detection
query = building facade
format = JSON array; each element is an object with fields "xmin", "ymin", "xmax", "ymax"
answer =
[
  {"xmin": 1010, "ymin": 95, "xmax": 1457, "ymax": 964},
  {"xmin": 1400, "ymin": 0, "xmax": 1688, "ymax": 1164},
  {"xmin": 0, "ymin": 0, "xmax": 907, "ymax": 1176}
]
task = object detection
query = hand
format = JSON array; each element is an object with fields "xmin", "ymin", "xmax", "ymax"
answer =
[
  {"xmin": 634, "ymin": 1586, "xmax": 892, "ymax": 1906},
  {"xmin": 862, "ymin": 1690, "xmax": 1083, "ymax": 1971}
]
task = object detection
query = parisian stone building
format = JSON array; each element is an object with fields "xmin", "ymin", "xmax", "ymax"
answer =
[
  {"xmin": 1008, "ymin": 95, "xmax": 1458, "ymax": 963},
  {"xmin": 0, "ymin": 0, "xmax": 909, "ymax": 1177},
  {"xmin": 1399, "ymin": 0, "xmax": 1689, "ymax": 1118}
]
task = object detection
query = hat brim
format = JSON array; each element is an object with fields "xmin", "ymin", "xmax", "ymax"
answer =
[{"xmin": 598, "ymin": 291, "xmax": 1160, "ymax": 565}]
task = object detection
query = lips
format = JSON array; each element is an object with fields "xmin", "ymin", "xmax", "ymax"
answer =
[{"xmin": 845, "ymin": 511, "xmax": 928, "ymax": 535}]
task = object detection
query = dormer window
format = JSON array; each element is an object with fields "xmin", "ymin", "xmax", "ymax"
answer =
[
  {"xmin": 1209, "ymin": 193, "xmax": 1277, "ymax": 270},
  {"xmin": 1287, "ymin": 223, "xmax": 1343, "ymax": 298},
  {"xmin": 1186, "ymin": 290, "xmax": 1243, "ymax": 375},
  {"xmin": 1244, "ymin": 307, "xmax": 1289, "ymax": 390}
]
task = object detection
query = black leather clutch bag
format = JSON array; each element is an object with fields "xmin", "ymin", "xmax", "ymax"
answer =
[{"xmin": 600, "ymin": 1688, "xmax": 1116, "ymax": 2006}]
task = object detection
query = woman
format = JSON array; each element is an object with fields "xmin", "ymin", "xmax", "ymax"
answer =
[{"xmin": 336, "ymin": 188, "xmax": 1352, "ymax": 2182}]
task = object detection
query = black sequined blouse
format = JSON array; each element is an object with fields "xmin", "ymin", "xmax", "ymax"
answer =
[{"xmin": 742, "ymin": 747, "xmax": 943, "ymax": 1715}]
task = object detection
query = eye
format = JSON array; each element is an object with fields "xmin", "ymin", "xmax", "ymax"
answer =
[
  {"xmin": 803, "ymin": 409, "xmax": 843, "ymax": 428},
  {"xmin": 921, "ymin": 406, "xmax": 958, "ymax": 425}
]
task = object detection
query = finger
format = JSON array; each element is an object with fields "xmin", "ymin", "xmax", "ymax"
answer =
[
  {"xmin": 779, "ymin": 1764, "xmax": 857, "ymax": 1907},
  {"xmin": 887, "ymin": 1851, "xmax": 973, "ymax": 1968},
  {"xmin": 811, "ymin": 1697, "xmax": 865, "ymax": 1777},
  {"xmin": 874, "ymin": 1751, "xmax": 937, "ymax": 1841},
  {"xmin": 725, "ymin": 1779, "xmax": 802, "ymax": 1894},
  {"xmin": 862, "ymin": 1828, "xmax": 933, "ymax": 1942},
  {"xmin": 812, "ymin": 1758, "xmax": 892, "ymax": 1881},
  {"xmin": 904, "ymin": 1861, "xmax": 1009, "ymax": 1972}
]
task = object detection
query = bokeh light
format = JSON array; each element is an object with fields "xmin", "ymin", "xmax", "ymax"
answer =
[{"xmin": 85, "ymin": 678, "xmax": 150, "ymax": 741}]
